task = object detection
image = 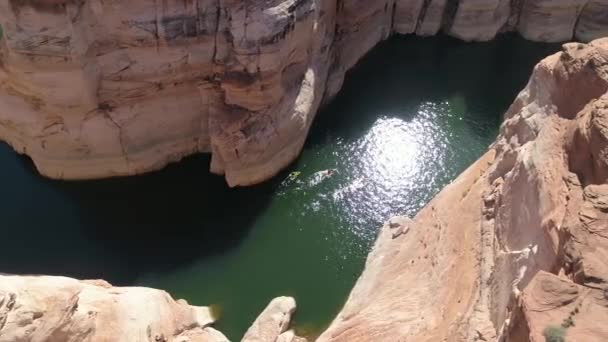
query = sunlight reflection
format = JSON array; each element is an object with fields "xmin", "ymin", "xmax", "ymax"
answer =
[
  {"xmin": 331, "ymin": 101, "xmax": 451, "ymax": 242},
  {"xmin": 362, "ymin": 117, "xmax": 421, "ymax": 184}
]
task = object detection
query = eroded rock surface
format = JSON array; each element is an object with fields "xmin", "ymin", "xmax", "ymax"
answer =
[
  {"xmin": 0, "ymin": 274, "xmax": 229, "ymax": 342},
  {"xmin": 242, "ymin": 297, "xmax": 306, "ymax": 342},
  {"xmin": 0, "ymin": 277, "xmax": 306, "ymax": 342},
  {"xmin": 519, "ymin": 271, "xmax": 608, "ymax": 342},
  {"xmin": 1, "ymin": 3, "xmax": 608, "ymax": 342},
  {"xmin": 318, "ymin": 38, "xmax": 608, "ymax": 341},
  {"xmin": 1, "ymin": 0, "xmax": 607, "ymax": 186}
]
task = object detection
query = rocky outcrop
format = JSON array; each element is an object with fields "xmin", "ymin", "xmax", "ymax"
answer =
[
  {"xmin": 2, "ymin": 3, "xmax": 608, "ymax": 342},
  {"xmin": 242, "ymin": 297, "xmax": 306, "ymax": 342},
  {"xmin": 519, "ymin": 271, "xmax": 608, "ymax": 342},
  {"xmin": 0, "ymin": 0, "xmax": 335, "ymax": 186},
  {"xmin": 318, "ymin": 38, "xmax": 608, "ymax": 341},
  {"xmin": 0, "ymin": 276, "xmax": 305, "ymax": 342},
  {"xmin": 1, "ymin": 0, "xmax": 607, "ymax": 186},
  {"xmin": 0, "ymin": 274, "xmax": 229, "ymax": 342}
]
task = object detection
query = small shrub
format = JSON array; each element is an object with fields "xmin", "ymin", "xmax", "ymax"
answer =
[
  {"xmin": 562, "ymin": 317, "xmax": 575, "ymax": 328},
  {"xmin": 544, "ymin": 325, "xmax": 566, "ymax": 342}
]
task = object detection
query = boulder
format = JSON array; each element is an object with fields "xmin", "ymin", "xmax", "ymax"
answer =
[
  {"xmin": 242, "ymin": 297, "xmax": 298, "ymax": 342},
  {"xmin": 0, "ymin": 274, "xmax": 228, "ymax": 342}
]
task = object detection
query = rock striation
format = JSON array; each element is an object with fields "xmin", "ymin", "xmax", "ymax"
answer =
[
  {"xmin": 1, "ymin": 0, "xmax": 607, "ymax": 186},
  {"xmin": 518, "ymin": 271, "xmax": 608, "ymax": 342},
  {"xmin": 318, "ymin": 38, "xmax": 608, "ymax": 342},
  {"xmin": 0, "ymin": 274, "xmax": 229, "ymax": 342}
]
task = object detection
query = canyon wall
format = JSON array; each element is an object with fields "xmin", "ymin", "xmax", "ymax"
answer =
[
  {"xmin": 318, "ymin": 38, "xmax": 608, "ymax": 342},
  {"xmin": 0, "ymin": 0, "xmax": 607, "ymax": 186},
  {"xmin": 1, "ymin": 2, "xmax": 608, "ymax": 342},
  {"xmin": 2, "ymin": 39, "xmax": 607, "ymax": 342}
]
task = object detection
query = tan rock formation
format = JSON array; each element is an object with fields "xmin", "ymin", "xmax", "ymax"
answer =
[
  {"xmin": 242, "ymin": 297, "xmax": 305, "ymax": 342},
  {"xmin": 575, "ymin": 0, "xmax": 608, "ymax": 43},
  {"xmin": 0, "ymin": 274, "xmax": 229, "ymax": 342},
  {"xmin": 447, "ymin": 0, "xmax": 511, "ymax": 41},
  {"xmin": 0, "ymin": 275, "xmax": 308, "ymax": 342},
  {"xmin": 517, "ymin": 0, "xmax": 587, "ymax": 42},
  {"xmin": 1, "ymin": 4, "xmax": 608, "ymax": 342},
  {"xmin": 519, "ymin": 271, "xmax": 608, "ymax": 342},
  {"xmin": 276, "ymin": 330, "xmax": 307, "ymax": 342},
  {"xmin": 1, "ymin": 0, "xmax": 607, "ymax": 186},
  {"xmin": 318, "ymin": 38, "xmax": 608, "ymax": 341}
]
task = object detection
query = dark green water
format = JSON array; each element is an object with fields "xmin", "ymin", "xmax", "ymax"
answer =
[{"xmin": 0, "ymin": 35, "xmax": 558, "ymax": 340}]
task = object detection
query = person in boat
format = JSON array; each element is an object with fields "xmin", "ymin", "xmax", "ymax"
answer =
[{"xmin": 307, "ymin": 169, "xmax": 338, "ymax": 186}]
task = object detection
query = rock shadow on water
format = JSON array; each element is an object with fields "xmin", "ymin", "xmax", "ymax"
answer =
[{"xmin": 0, "ymin": 150, "xmax": 276, "ymax": 285}]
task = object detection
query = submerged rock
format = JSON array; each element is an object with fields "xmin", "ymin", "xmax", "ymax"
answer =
[{"xmin": 0, "ymin": 0, "xmax": 607, "ymax": 186}]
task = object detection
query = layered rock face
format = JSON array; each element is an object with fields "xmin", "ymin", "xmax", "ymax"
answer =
[
  {"xmin": 1, "ymin": 0, "xmax": 607, "ymax": 186},
  {"xmin": 2, "ymin": 2, "xmax": 608, "ymax": 342},
  {"xmin": 0, "ymin": 275, "xmax": 229, "ymax": 342},
  {"xmin": 3, "ymin": 40, "xmax": 608, "ymax": 342},
  {"xmin": 318, "ymin": 38, "xmax": 608, "ymax": 342},
  {"xmin": 0, "ymin": 0, "xmax": 335, "ymax": 186}
]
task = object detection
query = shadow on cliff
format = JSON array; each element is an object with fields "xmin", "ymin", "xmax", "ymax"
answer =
[
  {"xmin": 1, "ymin": 152, "xmax": 276, "ymax": 285},
  {"xmin": 304, "ymin": 34, "xmax": 561, "ymax": 149}
]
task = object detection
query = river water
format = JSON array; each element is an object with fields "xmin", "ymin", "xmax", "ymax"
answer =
[{"xmin": 0, "ymin": 35, "xmax": 558, "ymax": 340}]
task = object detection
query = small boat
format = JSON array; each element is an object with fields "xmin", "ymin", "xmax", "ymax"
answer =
[{"xmin": 309, "ymin": 169, "xmax": 338, "ymax": 186}]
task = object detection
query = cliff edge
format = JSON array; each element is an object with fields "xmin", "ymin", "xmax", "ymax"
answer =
[
  {"xmin": 318, "ymin": 38, "xmax": 608, "ymax": 342},
  {"xmin": 0, "ymin": 275, "xmax": 229, "ymax": 342}
]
